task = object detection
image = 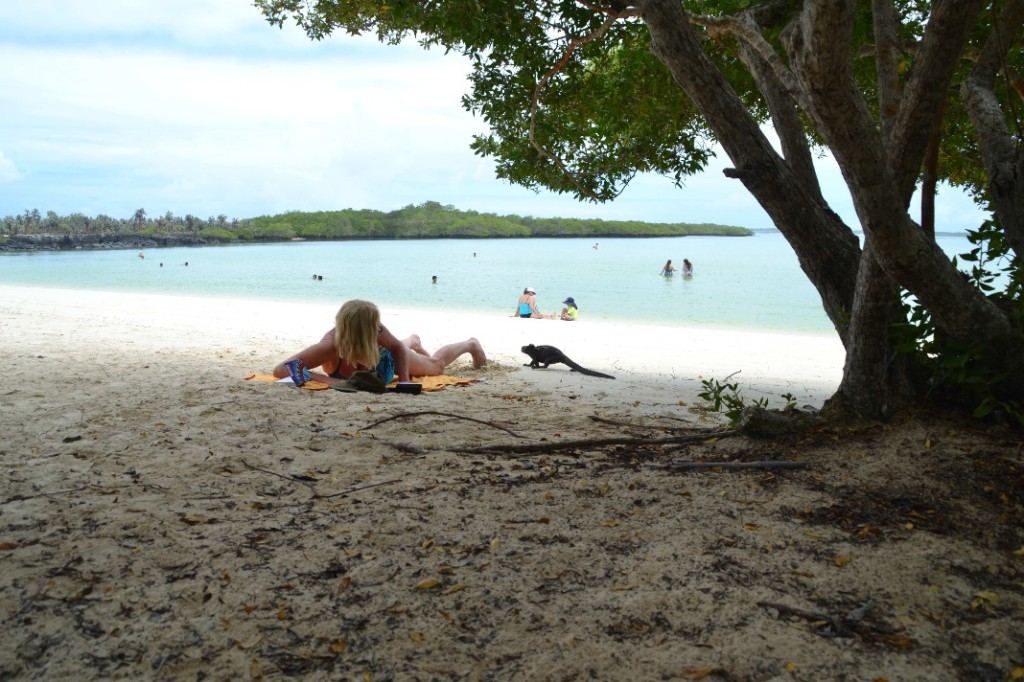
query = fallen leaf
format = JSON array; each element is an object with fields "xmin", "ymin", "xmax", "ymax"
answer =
[
  {"xmin": 329, "ymin": 639, "xmax": 347, "ymax": 654},
  {"xmin": 444, "ymin": 584, "xmax": 469, "ymax": 594},
  {"xmin": 786, "ymin": 662, "xmax": 797, "ymax": 672},
  {"xmin": 971, "ymin": 591, "xmax": 999, "ymax": 610},
  {"xmin": 237, "ymin": 634, "xmax": 263, "ymax": 649},
  {"xmin": 610, "ymin": 584, "xmax": 639, "ymax": 591},
  {"xmin": 338, "ymin": 576, "xmax": 352, "ymax": 593},
  {"xmin": 678, "ymin": 666, "xmax": 714, "ymax": 680},
  {"xmin": 743, "ymin": 522, "xmax": 760, "ymax": 531},
  {"xmin": 415, "ymin": 578, "xmax": 440, "ymax": 590},
  {"xmin": 834, "ymin": 555, "xmax": 851, "ymax": 567},
  {"xmin": 489, "ymin": 538, "xmax": 500, "ymax": 553},
  {"xmin": 878, "ymin": 635, "xmax": 915, "ymax": 649},
  {"xmin": 276, "ymin": 609, "xmax": 287, "ymax": 620},
  {"xmin": 0, "ymin": 543, "xmax": 17, "ymax": 551},
  {"xmin": 599, "ymin": 519, "xmax": 619, "ymax": 527},
  {"xmin": 409, "ymin": 631, "xmax": 424, "ymax": 642}
]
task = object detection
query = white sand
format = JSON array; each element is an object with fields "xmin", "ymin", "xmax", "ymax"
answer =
[{"xmin": 0, "ymin": 284, "xmax": 844, "ymax": 410}]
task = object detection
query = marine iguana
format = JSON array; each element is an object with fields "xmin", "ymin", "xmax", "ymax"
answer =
[{"xmin": 521, "ymin": 344, "xmax": 615, "ymax": 379}]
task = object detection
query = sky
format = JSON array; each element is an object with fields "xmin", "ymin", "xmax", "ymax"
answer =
[{"xmin": 0, "ymin": 1, "xmax": 988, "ymax": 230}]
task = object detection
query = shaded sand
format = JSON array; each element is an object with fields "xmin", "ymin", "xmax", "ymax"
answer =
[{"xmin": 0, "ymin": 285, "xmax": 1021, "ymax": 680}]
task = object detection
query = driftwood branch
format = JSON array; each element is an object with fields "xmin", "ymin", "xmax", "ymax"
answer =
[
  {"xmin": 588, "ymin": 415, "xmax": 723, "ymax": 434},
  {"xmin": 649, "ymin": 460, "xmax": 808, "ymax": 471},
  {"xmin": 362, "ymin": 410, "xmax": 523, "ymax": 438},
  {"xmin": 758, "ymin": 599, "xmax": 906, "ymax": 638},
  {"xmin": 451, "ymin": 430, "xmax": 735, "ymax": 457},
  {"xmin": 314, "ymin": 478, "xmax": 404, "ymax": 500}
]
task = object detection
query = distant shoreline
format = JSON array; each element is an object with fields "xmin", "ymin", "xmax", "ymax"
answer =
[{"xmin": 0, "ymin": 231, "xmax": 755, "ymax": 253}]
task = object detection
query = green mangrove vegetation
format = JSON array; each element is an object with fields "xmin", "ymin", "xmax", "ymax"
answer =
[{"xmin": 1, "ymin": 201, "xmax": 751, "ymax": 244}]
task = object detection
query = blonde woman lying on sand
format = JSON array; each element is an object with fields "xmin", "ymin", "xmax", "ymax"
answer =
[{"xmin": 273, "ymin": 299, "xmax": 487, "ymax": 387}]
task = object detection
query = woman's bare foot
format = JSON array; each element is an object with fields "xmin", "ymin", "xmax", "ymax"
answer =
[
  {"xmin": 403, "ymin": 334, "xmax": 432, "ymax": 356},
  {"xmin": 468, "ymin": 337, "xmax": 487, "ymax": 368}
]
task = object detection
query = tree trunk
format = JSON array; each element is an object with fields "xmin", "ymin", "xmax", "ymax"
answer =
[
  {"xmin": 641, "ymin": 0, "xmax": 1024, "ymax": 413},
  {"xmin": 783, "ymin": 0, "xmax": 1024, "ymax": 400},
  {"xmin": 639, "ymin": 0, "xmax": 860, "ymax": 347},
  {"xmin": 640, "ymin": 0, "xmax": 929, "ymax": 416},
  {"xmin": 829, "ymin": 240, "xmax": 919, "ymax": 416}
]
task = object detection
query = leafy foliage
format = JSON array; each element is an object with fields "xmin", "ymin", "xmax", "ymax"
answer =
[
  {"xmin": 892, "ymin": 214, "xmax": 1024, "ymax": 424},
  {"xmin": 697, "ymin": 373, "xmax": 796, "ymax": 426}
]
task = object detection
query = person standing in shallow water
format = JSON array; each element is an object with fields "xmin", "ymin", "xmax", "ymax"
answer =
[
  {"xmin": 682, "ymin": 259, "xmax": 693, "ymax": 277},
  {"xmin": 660, "ymin": 260, "xmax": 676, "ymax": 277}
]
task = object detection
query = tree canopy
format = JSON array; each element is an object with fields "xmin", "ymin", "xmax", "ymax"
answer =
[{"xmin": 257, "ymin": 0, "xmax": 1024, "ymax": 422}]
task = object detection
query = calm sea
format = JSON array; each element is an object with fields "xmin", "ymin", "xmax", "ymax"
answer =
[{"xmin": 0, "ymin": 232, "xmax": 973, "ymax": 335}]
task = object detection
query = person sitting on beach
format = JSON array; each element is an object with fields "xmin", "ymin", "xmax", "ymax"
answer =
[
  {"xmin": 273, "ymin": 299, "xmax": 487, "ymax": 386},
  {"xmin": 660, "ymin": 260, "xmax": 676, "ymax": 277},
  {"xmin": 560, "ymin": 297, "xmax": 578, "ymax": 321},
  {"xmin": 513, "ymin": 287, "xmax": 551, "ymax": 319},
  {"xmin": 682, "ymin": 259, "xmax": 693, "ymax": 277}
]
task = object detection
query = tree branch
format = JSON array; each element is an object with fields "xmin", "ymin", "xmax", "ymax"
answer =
[
  {"xmin": 528, "ymin": 11, "xmax": 624, "ymax": 199},
  {"xmin": 962, "ymin": 0, "xmax": 1024, "ymax": 261},
  {"xmin": 649, "ymin": 460, "xmax": 808, "ymax": 471},
  {"xmin": 890, "ymin": 0, "xmax": 985, "ymax": 202},
  {"xmin": 451, "ymin": 430, "xmax": 736, "ymax": 456}
]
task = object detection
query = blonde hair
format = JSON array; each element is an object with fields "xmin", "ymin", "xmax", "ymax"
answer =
[{"xmin": 334, "ymin": 300, "xmax": 380, "ymax": 370}]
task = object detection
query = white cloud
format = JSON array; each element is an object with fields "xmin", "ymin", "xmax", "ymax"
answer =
[
  {"xmin": 0, "ymin": 150, "xmax": 19, "ymax": 182},
  {"xmin": 0, "ymin": 0, "xmax": 989, "ymax": 229}
]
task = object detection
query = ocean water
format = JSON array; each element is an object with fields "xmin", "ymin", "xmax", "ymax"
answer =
[{"xmin": 0, "ymin": 232, "xmax": 974, "ymax": 335}]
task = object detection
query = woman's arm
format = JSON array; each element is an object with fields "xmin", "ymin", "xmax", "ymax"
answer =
[
  {"xmin": 377, "ymin": 325, "xmax": 412, "ymax": 382},
  {"xmin": 272, "ymin": 330, "xmax": 338, "ymax": 380}
]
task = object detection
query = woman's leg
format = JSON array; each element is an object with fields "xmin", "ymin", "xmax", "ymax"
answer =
[
  {"xmin": 402, "ymin": 334, "xmax": 431, "ymax": 356},
  {"xmin": 406, "ymin": 337, "xmax": 487, "ymax": 375}
]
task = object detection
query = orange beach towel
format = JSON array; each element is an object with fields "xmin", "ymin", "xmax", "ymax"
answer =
[{"xmin": 244, "ymin": 373, "xmax": 474, "ymax": 392}]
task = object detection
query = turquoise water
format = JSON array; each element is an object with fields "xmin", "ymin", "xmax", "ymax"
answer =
[{"xmin": 0, "ymin": 233, "xmax": 973, "ymax": 334}]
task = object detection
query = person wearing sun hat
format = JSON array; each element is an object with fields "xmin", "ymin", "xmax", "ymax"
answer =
[
  {"xmin": 513, "ymin": 286, "xmax": 552, "ymax": 319},
  {"xmin": 560, "ymin": 296, "xmax": 578, "ymax": 321}
]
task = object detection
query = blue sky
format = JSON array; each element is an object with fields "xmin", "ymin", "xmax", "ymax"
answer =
[{"xmin": 0, "ymin": 1, "xmax": 986, "ymax": 229}]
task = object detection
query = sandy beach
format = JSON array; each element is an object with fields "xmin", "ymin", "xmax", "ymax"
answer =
[{"xmin": 1, "ymin": 284, "xmax": 1020, "ymax": 680}]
